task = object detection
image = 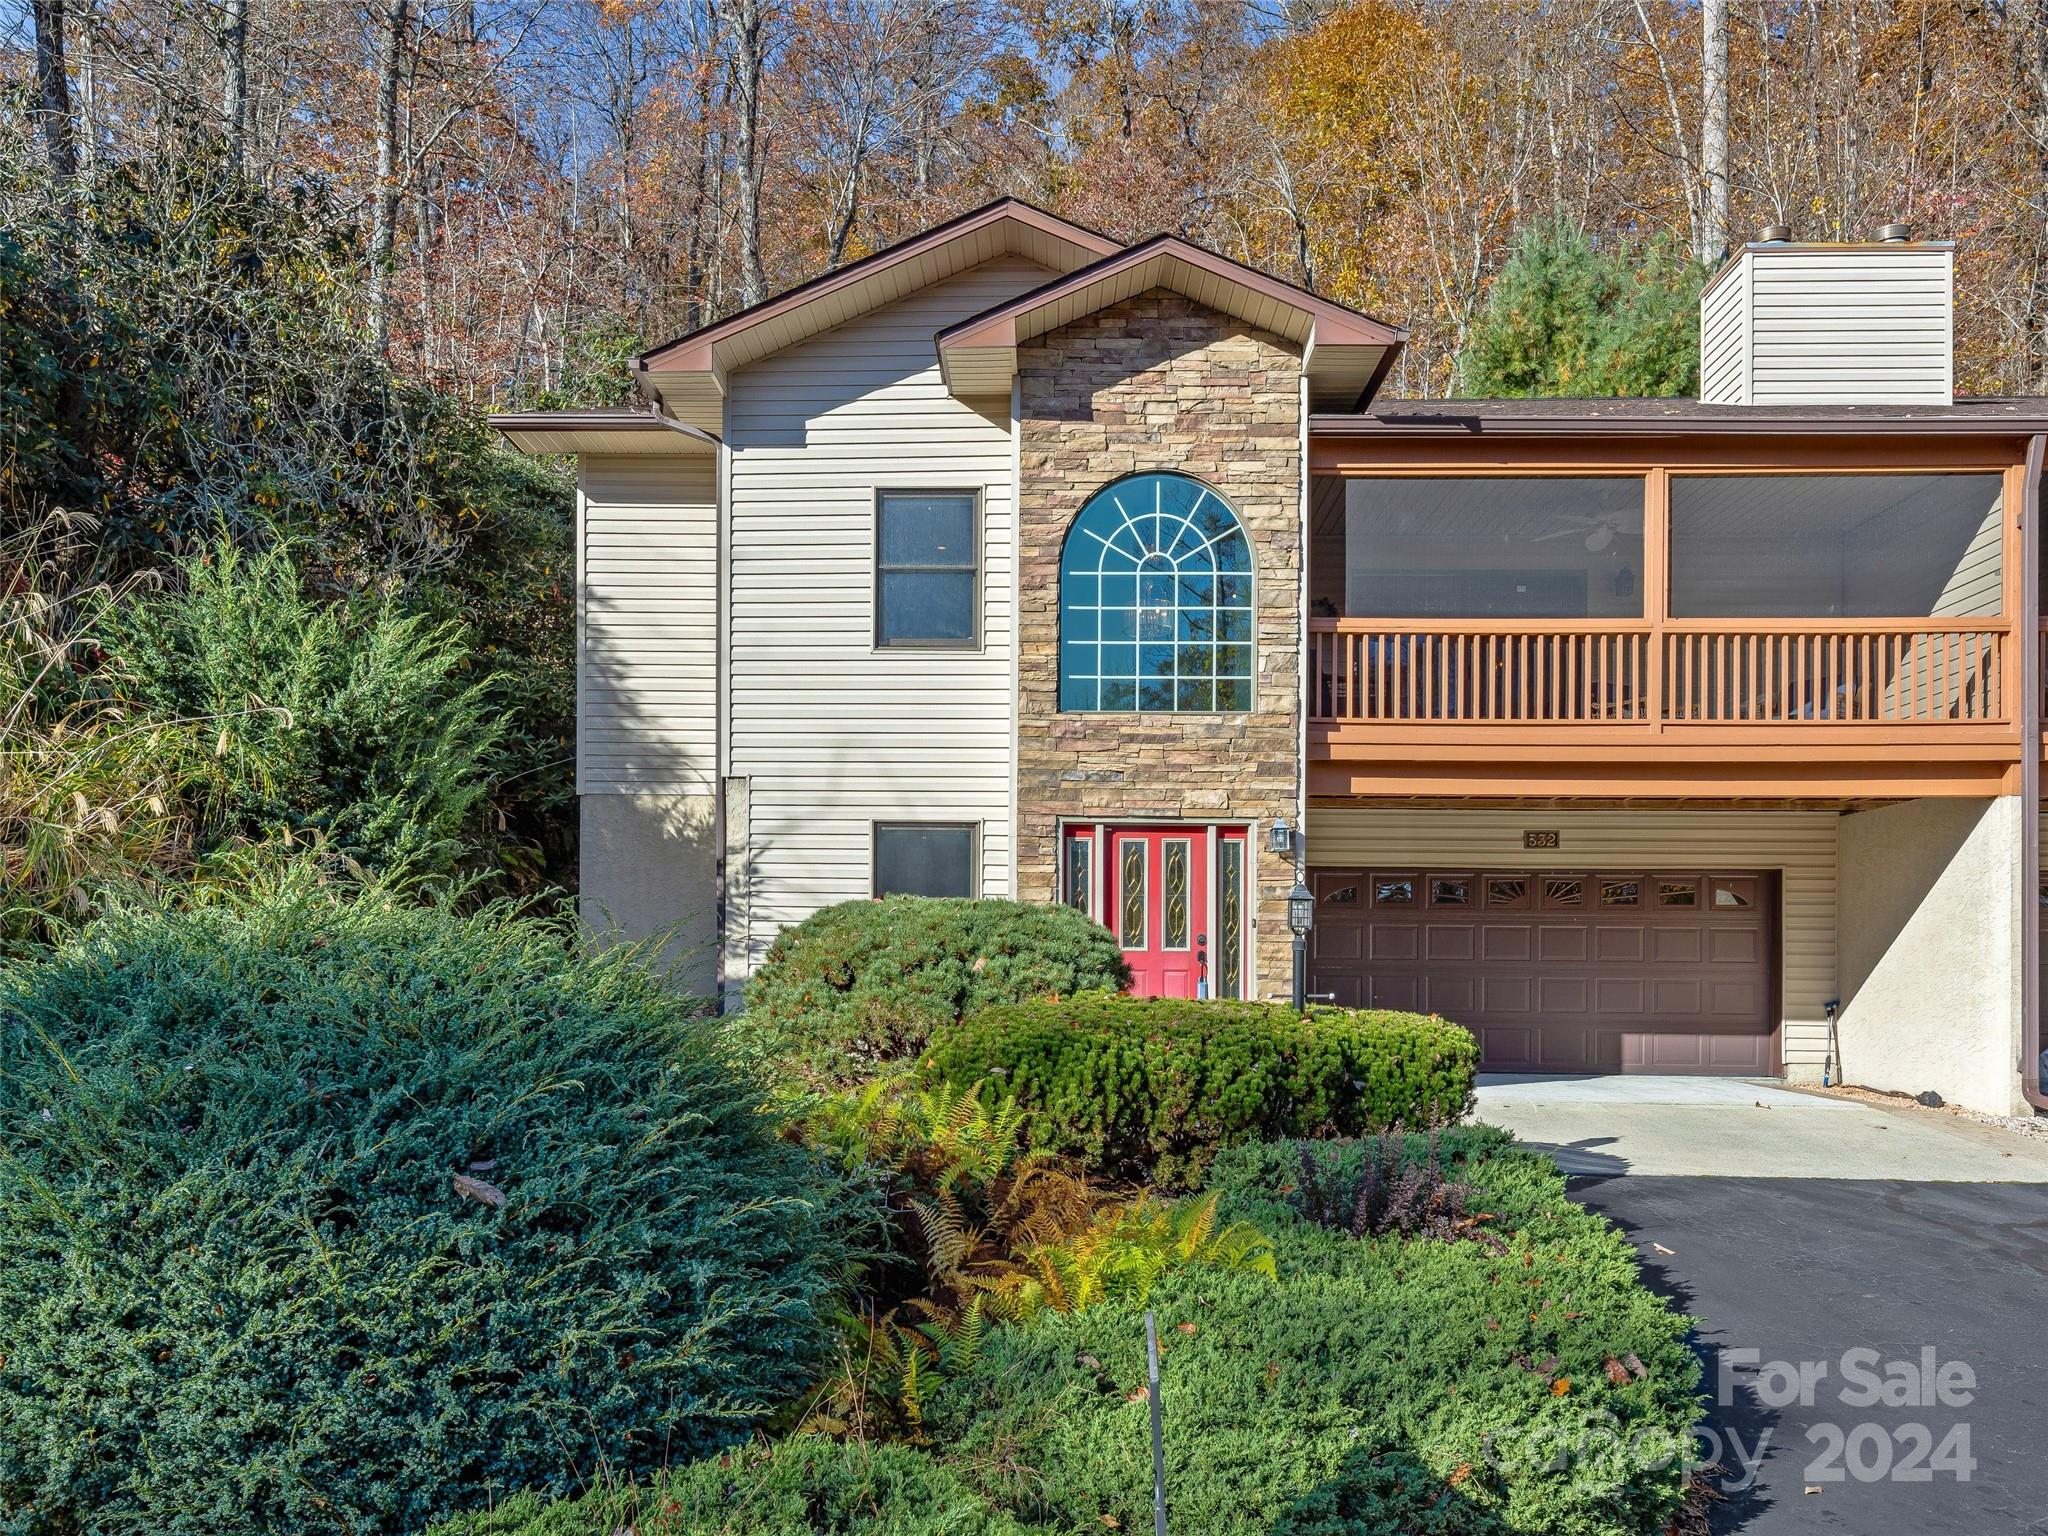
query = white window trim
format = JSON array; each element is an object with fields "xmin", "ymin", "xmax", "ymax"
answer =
[{"xmin": 871, "ymin": 820, "xmax": 981, "ymax": 899}]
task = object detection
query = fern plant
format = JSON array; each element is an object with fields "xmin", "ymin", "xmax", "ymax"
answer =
[
  {"xmin": 786, "ymin": 1075, "xmax": 1276, "ymax": 1442},
  {"xmin": 989, "ymin": 1190, "xmax": 1278, "ymax": 1322}
]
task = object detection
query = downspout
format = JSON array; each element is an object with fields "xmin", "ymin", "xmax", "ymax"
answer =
[
  {"xmin": 1295, "ymin": 369, "xmax": 1312, "ymax": 1004},
  {"xmin": 2022, "ymin": 434, "xmax": 2045, "ymax": 1111}
]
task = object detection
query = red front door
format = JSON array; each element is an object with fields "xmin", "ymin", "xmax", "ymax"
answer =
[
  {"xmin": 1062, "ymin": 824, "xmax": 1250, "ymax": 1000},
  {"xmin": 1106, "ymin": 827, "xmax": 1207, "ymax": 998}
]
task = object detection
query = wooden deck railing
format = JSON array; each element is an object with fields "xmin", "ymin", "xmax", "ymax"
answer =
[{"xmin": 1309, "ymin": 618, "xmax": 2013, "ymax": 727}]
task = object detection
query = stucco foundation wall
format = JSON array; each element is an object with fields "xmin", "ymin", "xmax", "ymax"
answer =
[
  {"xmin": 579, "ymin": 792, "xmax": 721, "ymax": 998},
  {"xmin": 1837, "ymin": 796, "xmax": 2026, "ymax": 1114},
  {"xmin": 1305, "ymin": 807, "xmax": 1842, "ymax": 1076}
]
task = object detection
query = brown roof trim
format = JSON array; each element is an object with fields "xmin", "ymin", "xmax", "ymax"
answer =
[
  {"xmin": 936, "ymin": 232, "xmax": 1408, "ymax": 353},
  {"xmin": 1312, "ymin": 403, "xmax": 2048, "ymax": 438},
  {"xmin": 638, "ymin": 198, "xmax": 1123, "ymax": 372}
]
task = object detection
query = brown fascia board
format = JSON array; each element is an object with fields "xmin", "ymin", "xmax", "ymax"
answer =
[
  {"xmin": 637, "ymin": 198, "xmax": 1124, "ymax": 374},
  {"xmin": 936, "ymin": 233, "xmax": 1408, "ymax": 355},
  {"xmin": 1310, "ymin": 404, "xmax": 2048, "ymax": 438}
]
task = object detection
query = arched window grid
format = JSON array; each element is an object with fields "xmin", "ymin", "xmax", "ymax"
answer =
[{"xmin": 1057, "ymin": 473, "xmax": 1254, "ymax": 714}]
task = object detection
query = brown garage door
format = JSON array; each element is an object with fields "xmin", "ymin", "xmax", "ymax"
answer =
[{"xmin": 1308, "ymin": 869, "xmax": 1777, "ymax": 1075}]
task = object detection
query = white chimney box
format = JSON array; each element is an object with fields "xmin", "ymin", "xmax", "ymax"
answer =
[{"xmin": 1699, "ymin": 236, "xmax": 1954, "ymax": 407}]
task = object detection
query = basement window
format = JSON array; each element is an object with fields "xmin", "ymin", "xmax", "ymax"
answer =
[{"xmin": 873, "ymin": 823, "xmax": 977, "ymax": 898}]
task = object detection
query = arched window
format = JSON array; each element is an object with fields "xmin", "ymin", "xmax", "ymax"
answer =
[{"xmin": 1058, "ymin": 472, "xmax": 1253, "ymax": 713}]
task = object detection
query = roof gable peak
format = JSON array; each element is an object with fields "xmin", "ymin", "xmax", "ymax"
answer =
[{"xmin": 634, "ymin": 199, "xmax": 1122, "ymax": 429}]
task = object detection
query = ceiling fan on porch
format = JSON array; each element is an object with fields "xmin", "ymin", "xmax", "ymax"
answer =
[{"xmin": 1529, "ymin": 513, "xmax": 1631, "ymax": 552}]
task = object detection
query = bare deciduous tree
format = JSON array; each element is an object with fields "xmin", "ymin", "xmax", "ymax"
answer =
[{"xmin": 31, "ymin": 0, "xmax": 79, "ymax": 184}]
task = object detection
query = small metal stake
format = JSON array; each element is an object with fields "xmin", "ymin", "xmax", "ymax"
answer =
[{"xmin": 1145, "ymin": 1309, "xmax": 1167, "ymax": 1536}]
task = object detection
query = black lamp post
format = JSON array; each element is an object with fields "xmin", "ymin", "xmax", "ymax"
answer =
[{"xmin": 1287, "ymin": 880, "xmax": 1315, "ymax": 1010}]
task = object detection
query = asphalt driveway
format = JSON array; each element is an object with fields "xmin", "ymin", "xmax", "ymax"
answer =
[{"xmin": 1475, "ymin": 1077, "xmax": 2048, "ymax": 1534}]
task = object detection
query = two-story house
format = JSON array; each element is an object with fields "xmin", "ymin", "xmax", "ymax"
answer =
[{"xmin": 493, "ymin": 200, "xmax": 2045, "ymax": 1117}]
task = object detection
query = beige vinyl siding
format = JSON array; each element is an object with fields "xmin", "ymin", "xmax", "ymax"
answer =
[
  {"xmin": 1699, "ymin": 246, "xmax": 1953, "ymax": 406},
  {"xmin": 1697, "ymin": 267, "xmax": 1748, "ymax": 405},
  {"xmin": 1932, "ymin": 492, "xmax": 2006, "ymax": 618},
  {"xmin": 726, "ymin": 257, "xmax": 1049, "ymax": 959},
  {"xmin": 1306, "ymin": 807, "xmax": 1840, "ymax": 1072},
  {"xmin": 578, "ymin": 454, "xmax": 718, "ymax": 794}
]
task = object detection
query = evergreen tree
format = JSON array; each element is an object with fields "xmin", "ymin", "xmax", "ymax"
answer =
[{"xmin": 1458, "ymin": 217, "xmax": 1706, "ymax": 398}]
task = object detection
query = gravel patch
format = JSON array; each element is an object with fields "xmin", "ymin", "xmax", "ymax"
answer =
[{"xmin": 1802, "ymin": 1082, "xmax": 2048, "ymax": 1141}]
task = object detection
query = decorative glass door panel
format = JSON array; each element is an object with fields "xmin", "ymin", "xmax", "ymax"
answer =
[{"xmin": 1064, "ymin": 825, "xmax": 1249, "ymax": 1000}]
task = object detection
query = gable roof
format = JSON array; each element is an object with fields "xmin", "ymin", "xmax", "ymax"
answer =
[
  {"xmin": 634, "ymin": 199, "xmax": 1122, "ymax": 430},
  {"xmin": 936, "ymin": 234, "xmax": 1408, "ymax": 411}
]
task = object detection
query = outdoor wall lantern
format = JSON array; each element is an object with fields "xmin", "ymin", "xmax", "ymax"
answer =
[
  {"xmin": 1268, "ymin": 818, "xmax": 1294, "ymax": 857},
  {"xmin": 1287, "ymin": 881, "xmax": 1316, "ymax": 935},
  {"xmin": 1287, "ymin": 879, "xmax": 1315, "ymax": 1009}
]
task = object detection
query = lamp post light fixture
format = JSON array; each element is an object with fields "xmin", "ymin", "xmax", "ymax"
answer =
[{"xmin": 1287, "ymin": 879, "xmax": 1315, "ymax": 1010}]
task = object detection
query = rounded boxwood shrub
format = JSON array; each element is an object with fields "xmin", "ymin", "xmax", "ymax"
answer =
[
  {"xmin": 743, "ymin": 897, "xmax": 1128, "ymax": 1085},
  {"xmin": 425, "ymin": 1437, "xmax": 1029, "ymax": 1536},
  {"xmin": 924, "ymin": 995, "xmax": 1479, "ymax": 1187},
  {"xmin": 0, "ymin": 875, "xmax": 846, "ymax": 1536}
]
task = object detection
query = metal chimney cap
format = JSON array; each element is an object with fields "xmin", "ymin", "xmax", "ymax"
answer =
[
  {"xmin": 1756, "ymin": 223, "xmax": 1792, "ymax": 243},
  {"xmin": 1875, "ymin": 221, "xmax": 1913, "ymax": 242}
]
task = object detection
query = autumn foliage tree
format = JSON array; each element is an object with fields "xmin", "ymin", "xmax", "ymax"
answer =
[{"xmin": 14, "ymin": 0, "xmax": 2048, "ymax": 400}]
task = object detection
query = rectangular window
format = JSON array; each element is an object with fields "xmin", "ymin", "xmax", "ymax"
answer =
[
  {"xmin": 1162, "ymin": 840, "xmax": 1191, "ymax": 949},
  {"xmin": 876, "ymin": 492, "xmax": 978, "ymax": 646},
  {"xmin": 1064, "ymin": 835, "xmax": 1092, "ymax": 914},
  {"xmin": 1217, "ymin": 838, "xmax": 1244, "ymax": 1000},
  {"xmin": 1119, "ymin": 839, "xmax": 1147, "ymax": 947},
  {"xmin": 1337, "ymin": 476, "xmax": 1646, "ymax": 619},
  {"xmin": 873, "ymin": 823, "xmax": 977, "ymax": 898},
  {"xmin": 1669, "ymin": 474, "xmax": 2004, "ymax": 618}
]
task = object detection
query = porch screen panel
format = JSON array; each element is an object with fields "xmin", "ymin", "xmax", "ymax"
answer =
[
  {"xmin": 1338, "ymin": 476, "xmax": 1646, "ymax": 619},
  {"xmin": 1668, "ymin": 474, "xmax": 2004, "ymax": 618}
]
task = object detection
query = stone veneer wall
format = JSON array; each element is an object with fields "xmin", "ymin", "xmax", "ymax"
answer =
[{"xmin": 1015, "ymin": 289, "xmax": 1304, "ymax": 999}]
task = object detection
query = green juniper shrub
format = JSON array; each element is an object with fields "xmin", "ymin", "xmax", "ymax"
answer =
[
  {"xmin": 924, "ymin": 1130, "xmax": 1701, "ymax": 1536},
  {"xmin": 743, "ymin": 897, "xmax": 1128, "ymax": 1086},
  {"xmin": 102, "ymin": 541, "xmax": 502, "ymax": 878},
  {"xmin": 0, "ymin": 871, "xmax": 850, "ymax": 1536},
  {"xmin": 423, "ymin": 1437, "xmax": 1030, "ymax": 1536},
  {"xmin": 922, "ymin": 995, "xmax": 1479, "ymax": 1188}
]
